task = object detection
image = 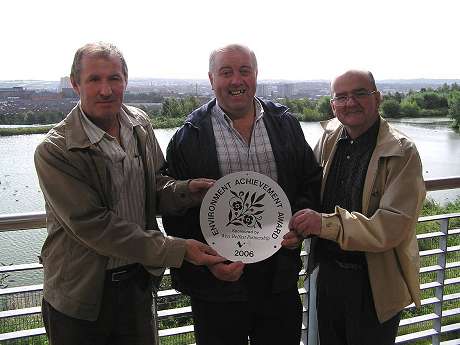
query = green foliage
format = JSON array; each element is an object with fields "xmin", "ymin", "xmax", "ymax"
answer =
[
  {"xmin": 151, "ymin": 116, "xmax": 185, "ymax": 129},
  {"xmin": 380, "ymin": 99, "xmax": 401, "ymax": 118},
  {"xmin": 400, "ymin": 99, "xmax": 421, "ymax": 117},
  {"xmin": 316, "ymin": 96, "xmax": 333, "ymax": 118},
  {"xmin": 161, "ymin": 96, "xmax": 201, "ymax": 118},
  {"xmin": 448, "ymin": 91, "xmax": 460, "ymax": 128},
  {"xmin": 278, "ymin": 97, "xmax": 330, "ymax": 122},
  {"xmin": 299, "ymin": 108, "xmax": 324, "ymax": 121}
]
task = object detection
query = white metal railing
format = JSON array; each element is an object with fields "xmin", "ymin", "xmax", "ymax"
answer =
[{"xmin": 0, "ymin": 177, "xmax": 459, "ymax": 345}]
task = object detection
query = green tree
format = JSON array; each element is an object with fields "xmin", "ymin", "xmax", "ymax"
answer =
[
  {"xmin": 400, "ymin": 99, "xmax": 420, "ymax": 117},
  {"xmin": 316, "ymin": 96, "xmax": 332, "ymax": 118},
  {"xmin": 380, "ymin": 99, "xmax": 401, "ymax": 118},
  {"xmin": 448, "ymin": 91, "xmax": 460, "ymax": 128}
]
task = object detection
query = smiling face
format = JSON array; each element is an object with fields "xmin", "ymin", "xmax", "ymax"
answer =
[
  {"xmin": 208, "ymin": 48, "xmax": 257, "ymax": 120},
  {"xmin": 330, "ymin": 71, "xmax": 381, "ymax": 139},
  {"xmin": 71, "ymin": 53, "xmax": 127, "ymax": 125}
]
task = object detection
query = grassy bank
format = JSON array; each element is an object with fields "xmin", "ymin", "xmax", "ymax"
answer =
[
  {"xmin": 0, "ymin": 125, "xmax": 54, "ymax": 136},
  {"xmin": 0, "ymin": 116, "xmax": 186, "ymax": 136}
]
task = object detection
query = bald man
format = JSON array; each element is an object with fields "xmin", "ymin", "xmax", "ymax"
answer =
[{"xmin": 290, "ymin": 70, "xmax": 426, "ymax": 344}]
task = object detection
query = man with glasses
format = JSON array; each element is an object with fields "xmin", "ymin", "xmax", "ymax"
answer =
[{"xmin": 290, "ymin": 70, "xmax": 426, "ymax": 344}]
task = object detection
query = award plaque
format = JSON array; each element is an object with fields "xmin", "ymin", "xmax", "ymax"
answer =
[{"xmin": 200, "ymin": 171, "xmax": 291, "ymax": 263}]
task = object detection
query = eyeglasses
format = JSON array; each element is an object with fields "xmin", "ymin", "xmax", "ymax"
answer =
[{"xmin": 331, "ymin": 90, "xmax": 377, "ymax": 105}]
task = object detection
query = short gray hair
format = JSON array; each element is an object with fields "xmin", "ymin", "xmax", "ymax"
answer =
[
  {"xmin": 70, "ymin": 42, "xmax": 128, "ymax": 84},
  {"xmin": 209, "ymin": 44, "xmax": 258, "ymax": 73}
]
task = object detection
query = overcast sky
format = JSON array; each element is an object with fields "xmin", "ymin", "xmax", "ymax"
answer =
[{"xmin": 2, "ymin": 0, "xmax": 459, "ymax": 81}]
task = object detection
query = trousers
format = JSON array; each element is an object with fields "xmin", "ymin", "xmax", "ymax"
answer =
[
  {"xmin": 42, "ymin": 265, "xmax": 156, "ymax": 345},
  {"xmin": 317, "ymin": 261, "xmax": 401, "ymax": 345},
  {"xmin": 190, "ymin": 286, "xmax": 302, "ymax": 345}
]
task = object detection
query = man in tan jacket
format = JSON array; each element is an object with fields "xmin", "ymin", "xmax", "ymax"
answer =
[
  {"xmin": 35, "ymin": 42, "xmax": 224, "ymax": 345},
  {"xmin": 290, "ymin": 70, "xmax": 425, "ymax": 345}
]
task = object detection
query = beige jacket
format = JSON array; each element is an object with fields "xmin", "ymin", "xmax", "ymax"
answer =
[
  {"xmin": 313, "ymin": 117, "xmax": 426, "ymax": 322},
  {"xmin": 35, "ymin": 105, "xmax": 195, "ymax": 321}
]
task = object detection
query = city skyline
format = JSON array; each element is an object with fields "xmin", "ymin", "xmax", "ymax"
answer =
[{"xmin": 2, "ymin": 0, "xmax": 459, "ymax": 81}]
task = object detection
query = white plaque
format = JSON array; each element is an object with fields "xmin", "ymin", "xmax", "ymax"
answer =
[{"xmin": 200, "ymin": 171, "xmax": 291, "ymax": 263}]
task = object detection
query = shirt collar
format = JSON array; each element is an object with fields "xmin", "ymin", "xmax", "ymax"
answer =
[
  {"xmin": 213, "ymin": 98, "xmax": 264, "ymax": 126},
  {"xmin": 339, "ymin": 117, "xmax": 380, "ymax": 145},
  {"xmin": 79, "ymin": 102, "xmax": 141, "ymax": 145}
]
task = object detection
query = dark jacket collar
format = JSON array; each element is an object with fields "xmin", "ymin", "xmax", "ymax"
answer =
[{"xmin": 185, "ymin": 97, "xmax": 288, "ymax": 129}]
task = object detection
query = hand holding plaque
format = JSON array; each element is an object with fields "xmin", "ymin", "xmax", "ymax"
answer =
[{"xmin": 200, "ymin": 171, "xmax": 291, "ymax": 263}]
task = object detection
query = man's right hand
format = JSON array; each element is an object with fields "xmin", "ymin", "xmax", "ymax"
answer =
[
  {"xmin": 184, "ymin": 239, "xmax": 226, "ymax": 266},
  {"xmin": 208, "ymin": 261, "xmax": 245, "ymax": 282}
]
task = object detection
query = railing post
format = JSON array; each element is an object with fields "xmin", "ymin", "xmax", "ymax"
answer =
[
  {"xmin": 302, "ymin": 238, "xmax": 318, "ymax": 345},
  {"xmin": 152, "ymin": 292, "xmax": 160, "ymax": 345},
  {"xmin": 432, "ymin": 218, "xmax": 448, "ymax": 345}
]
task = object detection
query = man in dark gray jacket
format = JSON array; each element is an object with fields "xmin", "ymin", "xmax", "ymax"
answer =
[
  {"xmin": 35, "ymin": 42, "xmax": 224, "ymax": 345},
  {"xmin": 163, "ymin": 44, "xmax": 322, "ymax": 345}
]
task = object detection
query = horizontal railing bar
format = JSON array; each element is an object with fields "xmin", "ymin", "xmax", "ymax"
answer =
[
  {"xmin": 443, "ymin": 308, "xmax": 460, "ymax": 318},
  {"xmin": 395, "ymin": 328, "xmax": 437, "ymax": 343},
  {"xmin": 420, "ymin": 281, "xmax": 442, "ymax": 290},
  {"xmin": 0, "ymin": 263, "xmax": 42, "ymax": 273},
  {"xmin": 444, "ymin": 293, "xmax": 460, "ymax": 302},
  {"xmin": 446, "ymin": 262, "xmax": 460, "ymax": 269},
  {"xmin": 158, "ymin": 306, "xmax": 191, "ymax": 318},
  {"xmin": 0, "ymin": 212, "xmax": 46, "ymax": 232},
  {"xmin": 420, "ymin": 264, "xmax": 444, "ymax": 274},
  {"xmin": 0, "ymin": 306, "xmax": 41, "ymax": 319},
  {"xmin": 399, "ymin": 312, "xmax": 438, "ymax": 326},
  {"xmin": 156, "ymin": 289, "xmax": 181, "ymax": 298},
  {"xmin": 420, "ymin": 248, "xmax": 444, "ymax": 257},
  {"xmin": 442, "ymin": 323, "xmax": 460, "ymax": 333},
  {"xmin": 425, "ymin": 176, "xmax": 460, "ymax": 191},
  {"xmin": 448, "ymin": 245, "xmax": 460, "ymax": 253},
  {"xmin": 404, "ymin": 296, "xmax": 441, "ymax": 309},
  {"xmin": 419, "ymin": 213, "xmax": 460, "ymax": 222},
  {"xmin": 419, "ymin": 246, "xmax": 460, "ymax": 257},
  {"xmin": 440, "ymin": 339, "xmax": 460, "ymax": 345},
  {"xmin": 158, "ymin": 325, "xmax": 194, "ymax": 337},
  {"xmin": 417, "ymin": 231, "xmax": 447, "ymax": 240},
  {"xmin": 0, "ymin": 327, "xmax": 46, "ymax": 342},
  {"xmin": 0, "ymin": 284, "xmax": 43, "ymax": 296},
  {"xmin": 445, "ymin": 277, "xmax": 460, "ymax": 285}
]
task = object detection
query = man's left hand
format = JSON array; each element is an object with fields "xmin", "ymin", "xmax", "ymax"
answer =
[{"xmin": 188, "ymin": 178, "xmax": 215, "ymax": 201}]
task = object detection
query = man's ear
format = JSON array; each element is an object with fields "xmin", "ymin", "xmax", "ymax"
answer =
[
  {"xmin": 208, "ymin": 72, "xmax": 214, "ymax": 90},
  {"xmin": 70, "ymin": 77, "xmax": 81, "ymax": 96}
]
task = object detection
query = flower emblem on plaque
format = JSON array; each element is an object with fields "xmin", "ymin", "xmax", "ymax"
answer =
[{"xmin": 227, "ymin": 190, "xmax": 265, "ymax": 229}]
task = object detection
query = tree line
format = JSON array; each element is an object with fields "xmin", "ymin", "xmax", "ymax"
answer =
[{"xmin": 1, "ymin": 85, "xmax": 460, "ymax": 130}]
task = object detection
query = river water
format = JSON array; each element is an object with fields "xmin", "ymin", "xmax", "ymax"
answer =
[{"xmin": 0, "ymin": 119, "xmax": 459, "ymax": 286}]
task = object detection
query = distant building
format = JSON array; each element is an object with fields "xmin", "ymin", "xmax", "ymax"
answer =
[
  {"xmin": 277, "ymin": 83, "xmax": 295, "ymax": 98},
  {"xmin": 59, "ymin": 77, "xmax": 72, "ymax": 90},
  {"xmin": 59, "ymin": 76, "xmax": 77, "ymax": 98},
  {"xmin": 0, "ymin": 87, "xmax": 29, "ymax": 100}
]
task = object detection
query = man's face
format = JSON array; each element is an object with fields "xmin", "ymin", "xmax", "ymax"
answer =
[
  {"xmin": 208, "ymin": 49, "xmax": 257, "ymax": 119},
  {"xmin": 71, "ymin": 54, "xmax": 127, "ymax": 123},
  {"xmin": 330, "ymin": 72, "xmax": 380, "ymax": 138}
]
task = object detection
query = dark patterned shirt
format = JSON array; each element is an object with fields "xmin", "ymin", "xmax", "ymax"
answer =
[{"xmin": 318, "ymin": 118, "xmax": 380, "ymax": 264}]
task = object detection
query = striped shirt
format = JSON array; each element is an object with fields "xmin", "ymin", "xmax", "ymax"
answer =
[
  {"xmin": 79, "ymin": 104, "xmax": 145, "ymax": 269},
  {"xmin": 211, "ymin": 99, "xmax": 278, "ymax": 181}
]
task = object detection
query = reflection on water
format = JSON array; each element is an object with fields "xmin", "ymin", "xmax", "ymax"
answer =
[{"xmin": 0, "ymin": 120, "xmax": 459, "ymax": 286}]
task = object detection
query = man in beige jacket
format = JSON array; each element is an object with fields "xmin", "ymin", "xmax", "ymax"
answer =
[
  {"xmin": 35, "ymin": 42, "xmax": 224, "ymax": 345},
  {"xmin": 290, "ymin": 70, "xmax": 425, "ymax": 345}
]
